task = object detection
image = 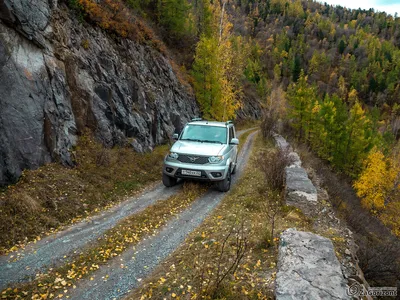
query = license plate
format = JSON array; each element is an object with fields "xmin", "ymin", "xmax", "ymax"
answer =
[{"xmin": 181, "ymin": 169, "xmax": 201, "ymax": 177}]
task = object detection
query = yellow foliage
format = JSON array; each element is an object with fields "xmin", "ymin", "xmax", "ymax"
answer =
[
  {"xmin": 354, "ymin": 150, "xmax": 397, "ymax": 212},
  {"xmin": 381, "ymin": 202, "xmax": 400, "ymax": 237},
  {"xmin": 347, "ymin": 89, "xmax": 359, "ymax": 106}
]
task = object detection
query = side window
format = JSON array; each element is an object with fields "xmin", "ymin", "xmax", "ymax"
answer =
[{"xmin": 229, "ymin": 127, "xmax": 234, "ymax": 142}]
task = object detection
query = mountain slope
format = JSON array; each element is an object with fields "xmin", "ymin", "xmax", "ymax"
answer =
[{"xmin": 0, "ymin": 0, "xmax": 199, "ymax": 186}]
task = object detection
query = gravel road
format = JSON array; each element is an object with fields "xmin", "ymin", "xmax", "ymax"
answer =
[
  {"xmin": 68, "ymin": 131, "xmax": 257, "ymax": 300},
  {"xmin": 0, "ymin": 183, "xmax": 181, "ymax": 290},
  {"xmin": 0, "ymin": 128, "xmax": 256, "ymax": 291}
]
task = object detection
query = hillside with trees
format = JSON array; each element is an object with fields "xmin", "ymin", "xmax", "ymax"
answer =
[
  {"xmin": 231, "ymin": 0, "xmax": 400, "ymax": 235},
  {"xmin": 99, "ymin": 0, "xmax": 400, "ymax": 236},
  {"xmin": 0, "ymin": 0, "xmax": 399, "ymax": 296}
]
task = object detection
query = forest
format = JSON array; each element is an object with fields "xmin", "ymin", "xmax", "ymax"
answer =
[{"xmin": 67, "ymin": 0, "xmax": 400, "ymax": 236}]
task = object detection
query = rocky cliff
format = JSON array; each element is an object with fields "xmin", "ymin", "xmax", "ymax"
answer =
[{"xmin": 0, "ymin": 0, "xmax": 199, "ymax": 186}]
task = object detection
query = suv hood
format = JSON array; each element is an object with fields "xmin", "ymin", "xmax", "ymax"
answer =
[{"xmin": 171, "ymin": 141, "xmax": 227, "ymax": 156}]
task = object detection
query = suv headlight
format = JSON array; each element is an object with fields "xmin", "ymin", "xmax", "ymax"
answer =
[
  {"xmin": 208, "ymin": 155, "xmax": 224, "ymax": 164},
  {"xmin": 168, "ymin": 152, "xmax": 179, "ymax": 160}
]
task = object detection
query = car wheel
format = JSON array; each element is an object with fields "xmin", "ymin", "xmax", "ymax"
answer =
[
  {"xmin": 163, "ymin": 173, "xmax": 177, "ymax": 187},
  {"xmin": 217, "ymin": 167, "xmax": 231, "ymax": 192}
]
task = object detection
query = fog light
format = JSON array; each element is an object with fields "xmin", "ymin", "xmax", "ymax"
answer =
[
  {"xmin": 211, "ymin": 172, "xmax": 222, "ymax": 178},
  {"xmin": 166, "ymin": 167, "xmax": 173, "ymax": 173}
]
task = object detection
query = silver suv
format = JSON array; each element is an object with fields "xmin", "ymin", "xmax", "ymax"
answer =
[{"xmin": 163, "ymin": 119, "xmax": 239, "ymax": 192}]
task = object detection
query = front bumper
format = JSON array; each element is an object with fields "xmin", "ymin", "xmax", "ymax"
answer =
[{"xmin": 163, "ymin": 160, "xmax": 229, "ymax": 181}]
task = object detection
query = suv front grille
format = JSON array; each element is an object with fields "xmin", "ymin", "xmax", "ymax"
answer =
[{"xmin": 178, "ymin": 155, "xmax": 209, "ymax": 164}]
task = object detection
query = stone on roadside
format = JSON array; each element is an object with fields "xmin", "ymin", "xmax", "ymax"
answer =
[
  {"xmin": 285, "ymin": 167, "xmax": 317, "ymax": 205},
  {"xmin": 276, "ymin": 228, "xmax": 349, "ymax": 300}
]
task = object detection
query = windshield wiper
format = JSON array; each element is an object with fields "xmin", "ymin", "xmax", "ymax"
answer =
[
  {"xmin": 180, "ymin": 138, "xmax": 203, "ymax": 142},
  {"xmin": 181, "ymin": 138, "xmax": 223, "ymax": 144},
  {"xmin": 202, "ymin": 140, "xmax": 224, "ymax": 144}
]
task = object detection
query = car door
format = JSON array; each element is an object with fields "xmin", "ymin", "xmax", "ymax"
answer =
[{"xmin": 229, "ymin": 126, "xmax": 238, "ymax": 167}]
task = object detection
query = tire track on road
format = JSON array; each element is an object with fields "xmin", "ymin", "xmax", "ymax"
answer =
[
  {"xmin": 68, "ymin": 131, "xmax": 258, "ymax": 300},
  {"xmin": 0, "ymin": 184, "xmax": 181, "ymax": 290},
  {"xmin": 0, "ymin": 129, "xmax": 254, "ymax": 290}
]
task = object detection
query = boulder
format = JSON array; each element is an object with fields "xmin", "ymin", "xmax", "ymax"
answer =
[
  {"xmin": 276, "ymin": 228, "xmax": 349, "ymax": 300},
  {"xmin": 285, "ymin": 167, "xmax": 317, "ymax": 204}
]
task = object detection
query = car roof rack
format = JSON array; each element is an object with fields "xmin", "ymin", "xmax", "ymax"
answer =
[
  {"xmin": 225, "ymin": 120, "xmax": 233, "ymax": 125},
  {"xmin": 191, "ymin": 117, "xmax": 203, "ymax": 121}
]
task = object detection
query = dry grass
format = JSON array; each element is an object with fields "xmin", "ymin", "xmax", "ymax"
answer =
[
  {"xmin": 2, "ymin": 182, "xmax": 208, "ymax": 299},
  {"xmin": 235, "ymin": 119, "xmax": 261, "ymax": 132},
  {"xmin": 128, "ymin": 134, "xmax": 312, "ymax": 300},
  {"xmin": 237, "ymin": 128, "xmax": 258, "ymax": 154},
  {"xmin": 0, "ymin": 133, "xmax": 169, "ymax": 253}
]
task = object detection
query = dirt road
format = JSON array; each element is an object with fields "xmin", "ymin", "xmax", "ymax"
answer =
[
  {"xmin": 0, "ymin": 128, "xmax": 256, "ymax": 292},
  {"xmin": 68, "ymin": 130, "xmax": 257, "ymax": 299}
]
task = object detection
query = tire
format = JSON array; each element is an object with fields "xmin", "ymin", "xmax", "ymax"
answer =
[
  {"xmin": 162, "ymin": 173, "xmax": 177, "ymax": 187},
  {"xmin": 217, "ymin": 167, "xmax": 232, "ymax": 192}
]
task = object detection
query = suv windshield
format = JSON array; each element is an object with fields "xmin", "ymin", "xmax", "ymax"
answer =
[{"xmin": 180, "ymin": 125, "xmax": 227, "ymax": 144}]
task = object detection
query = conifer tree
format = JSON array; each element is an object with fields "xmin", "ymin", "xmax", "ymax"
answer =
[
  {"xmin": 344, "ymin": 101, "xmax": 371, "ymax": 176},
  {"xmin": 287, "ymin": 71, "xmax": 317, "ymax": 140}
]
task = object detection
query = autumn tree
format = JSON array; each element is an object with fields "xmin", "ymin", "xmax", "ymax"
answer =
[
  {"xmin": 191, "ymin": 0, "xmax": 245, "ymax": 120},
  {"xmin": 192, "ymin": 35, "xmax": 222, "ymax": 119},
  {"xmin": 311, "ymin": 94, "xmax": 347, "ymax": 163},
  {"xmin": 354, "ymin": 149, "xmax": 398, "ymax": 213}
]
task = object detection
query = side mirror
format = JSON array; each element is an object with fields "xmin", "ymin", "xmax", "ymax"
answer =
[
  {"xmin": 230, "ymin": 138, "xmax": 239, "ymax": 145},
  {"xmin": 172, "ymin": 133, "xmax": 179, "ymax": 140}
]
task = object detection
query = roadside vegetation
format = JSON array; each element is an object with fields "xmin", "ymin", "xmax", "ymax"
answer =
[
  {"xmin": 294, "ymin": 141, "xmax": 400, "ymax": 289},
  {"xmin": 0, "ymin": 132, "xmax": 169, "ymax": 253},
  {"xmin": 127, "ymin": 133, "xmax": 312, "ymax": 299},
  {"xmin": 1, "ymin": 182, "xmax": 208, "ymax": 299},
  {"xmin": 281, "ymin": 74, "xmax": 400, "ymax": 237},
  {"xmin": 235, "ymin": 120, "xmax": 261, "ymax": 132},
  {"xmin": 1, "ymin": 129, "xmax": 255, "ymax": 299}
]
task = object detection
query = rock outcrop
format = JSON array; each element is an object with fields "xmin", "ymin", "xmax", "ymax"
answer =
[
  {"xmin": 0, "ymin": 0, "xmax": 199, "ymax": 185},
  {"xmin": 236, "ymin": 83, "xmax": 262, "ymax": 121},
  {"xmin": 276, "ymin": 228, "xmax": 349, "ymax": 300}
]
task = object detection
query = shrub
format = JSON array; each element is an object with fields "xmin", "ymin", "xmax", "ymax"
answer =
[
  {"xmin": 261, "ymin": 113, "xmax": 276, "ymax": 139},
  {"xmin": 256, "ymin": 147, "xmax": 293, "ymax": 191},
  {"xmin": 71, "ymin": 0, "xmax": 155, "ymax": 43},
  {"xmin": 81, "ymin": 39, "xmax": 90, "ymax": 49}
]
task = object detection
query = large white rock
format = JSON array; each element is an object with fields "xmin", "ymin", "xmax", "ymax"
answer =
[{"xmin": 276, "ymin": 228, "xmax": 349, "ymax": 300}]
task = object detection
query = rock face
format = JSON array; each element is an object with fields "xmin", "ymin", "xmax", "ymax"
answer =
[
  {"xmin": 276, "ymin": 228, "xmax": 349, "ymax": 300},
  {"xmin": 236, "ymin": 83, "xmax": 262, "ymax": 121},
  {"xmin": 0, "ymin": 1, "xmax": 199, "ymax": 185}
]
